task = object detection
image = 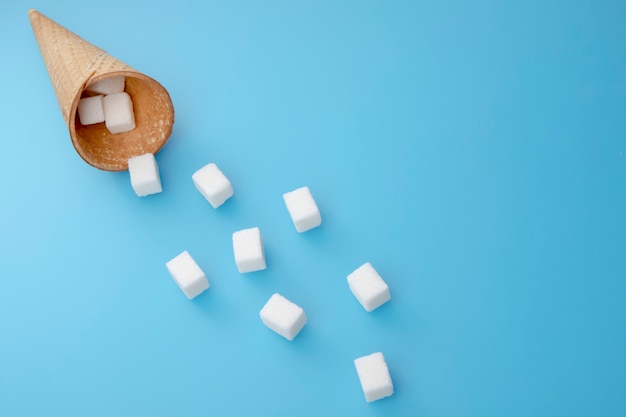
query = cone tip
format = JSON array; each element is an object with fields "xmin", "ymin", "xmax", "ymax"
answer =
[{"xmin": 28, "ymin": 9, "xmax": 40, "ymax": 22}]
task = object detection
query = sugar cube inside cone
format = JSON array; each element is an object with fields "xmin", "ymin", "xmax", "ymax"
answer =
[
  {"xmin": 128, "ymin": 153, "xmax": 162, "ymax": 197},
  {"xmin": 354, "ymin": 352, "xmax": 394, "ymax": 402},
  {"xmin": 77, "ymin": 95, "xmax": 104, "ymax": 125},
  {"xmin": 103, "ymin": 92, "xmax": 135, "ymax": 134},
  {"xmin": 86, "ymin": 76, "xmax": 125, "ymax": 95},
  {"xmin": 259, "ymin": 293, "xmax": 307, "ymax": 341}
]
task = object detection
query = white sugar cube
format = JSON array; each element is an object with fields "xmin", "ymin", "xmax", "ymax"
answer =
[
  {"xmin": 77, "ymin": 95, "xmax": 105, "ymax": 125},
  {"xmin": 282, "ymin": 186, "xmax": 322, "ymax": 233},
  {"xmin": 127, "ymin": 153, "xmax": 162, "ymax": 197},
  {"xmin": 86, "ymin": 76, "xmax": 125, "ymax": 95},
  {"xmin": 347, "ymin": 263, "xmax": 391, "ymax": 312},
  {"xmin": 103, "ymin": 92, "xmax": 135, "ymax": 134},
  {"xmin": 165, "ymin": 251, "xmax": 209, "ymax": 299},
  {"xmin": 192, "ymin": 163, "xmax": 234, "ymax": 208},
  {"xmin": 232, "ymin": 227, "xmax": 266, "ymax": 273},
  {"xmin": 259, "ymin": 293, "xmax": 306, "ymax": 341},
  {"xmin": 354, "ymin": 352, "xmax": 394, "ymax": 402}
]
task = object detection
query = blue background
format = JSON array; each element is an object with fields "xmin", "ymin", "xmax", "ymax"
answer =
[{"xmin": 1, "ymin": 1, "xmax": 625, "ymax": 416}]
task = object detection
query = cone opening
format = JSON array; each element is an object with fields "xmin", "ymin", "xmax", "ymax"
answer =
[{"xmin": 69, "ymin": 71, "xmax": 174, "ymax": 171}]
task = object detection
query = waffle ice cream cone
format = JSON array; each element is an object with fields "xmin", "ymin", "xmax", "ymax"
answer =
[{"xmin": 28, "ymin": 9, "xmax": 175, "ymax": 171}]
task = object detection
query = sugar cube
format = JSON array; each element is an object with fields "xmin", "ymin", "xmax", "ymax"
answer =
[
  {"xmin": 86, "ymin": 76, "xmax": 125, "ymax": 95},
  {"xmin": 103, "ymin": 92, "xmax": 135, "ymax": 134},
  {"xmin": 165, "ymin": 250, "xmax": 209, "ymax": 299},
  {"xmin": 347, "ymin": 263, "xmax": 391, "ymax": 312},
  {"xmin": 354, "ymin": 352, "xmax": 394, "ymax": 402},
  {"xmin": 192, "ymin": 163, "xmax": 234, "ymax": 208},
  {"xmin": 232, "ymin": 227, "xmax": 266, "ymax": 273},
  {"xmin": 282, "ymin": 186, "xmax": 322, "ymax": 233},
  {"xmin": 77, "ymin": 95, "xmax": 105, "ymax": 125},
  {"xmin": 259, "ymin": 293, "xmax": 306, "ymax": 341},
  {"xmin": 127, "ymin": 153, "xmax": 162, "ymax": 197}
]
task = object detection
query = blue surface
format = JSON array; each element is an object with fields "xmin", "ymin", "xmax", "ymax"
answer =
[{"xmin": 1, "ymin": 1, "xmax": 625, "ymax": 416}]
